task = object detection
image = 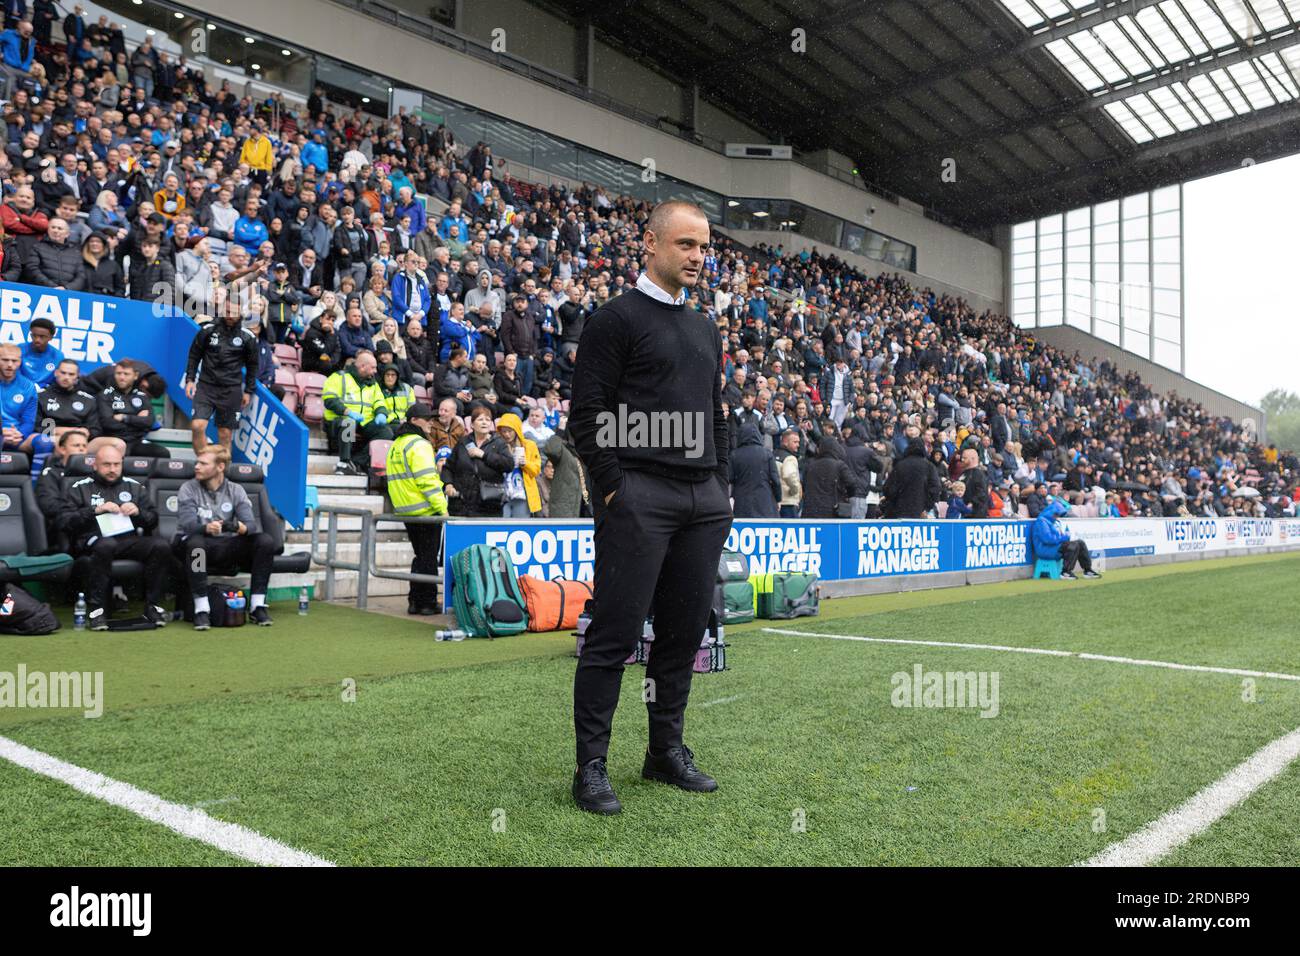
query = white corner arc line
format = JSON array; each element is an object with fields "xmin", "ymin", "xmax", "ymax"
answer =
[
  {"xmin": 0, "ymin": 735, "xmax": 335, "ymax": 867},
  {"xmin": 760, "ymin": 628, "xmax": 1300, "ymax": 682},
  {"xmin": 1081, "ymin": 725, "xmax": 1300, "ymax": 867}
]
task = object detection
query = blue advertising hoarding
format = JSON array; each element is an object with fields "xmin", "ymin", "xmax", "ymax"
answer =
[
  {"xmin": 0, "ymin": 283, "xmax": 308, "ymax": 526},
  {"xmin": 440, "ymin": 517, "xmax": 1034, "ymax": 611}
]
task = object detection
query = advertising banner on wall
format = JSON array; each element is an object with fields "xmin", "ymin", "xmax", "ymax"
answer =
[
  {"xmin": 1, "ymin": 284, "xmax": 308, "ymax": 525},
  {"xmin": 442, "ymin": 515, "xmax": 1300, "ymax": 611}
]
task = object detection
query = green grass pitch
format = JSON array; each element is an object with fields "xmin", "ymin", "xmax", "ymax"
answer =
[{"xmin": 1, "ymin": 552, "xmax": 1297, "ymax": 866}]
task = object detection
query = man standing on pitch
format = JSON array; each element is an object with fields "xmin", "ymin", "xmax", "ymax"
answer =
[{"xmin": 568, "ymin": 200, "xmax": 732, "ymax": 814}]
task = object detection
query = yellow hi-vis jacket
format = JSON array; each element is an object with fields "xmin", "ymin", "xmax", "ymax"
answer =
[
  {"xmin": 322, "ymin": 368, "xmax": 384, "ymax": 424},
  {"xmin": 373, "ymin": 382, "xmax": 416, "ymax": 423},
  {"xmin": 386, "ymin": 431, "xmax": 449, "ymax": 516}
]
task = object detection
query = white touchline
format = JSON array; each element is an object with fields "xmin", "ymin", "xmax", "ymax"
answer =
[
  {"xmin": 701, "ymin": 695, "xmax": 743, "ymax": 708},
  {"xmin": 761, "ymin": 628, "xmax": 1300, "ymax": 682},
  {"xmin": 0, "ymin": 735, "xmax": 335, "ymax": 867},
  {"xmin": 1081, "ymin": 725, "xmax": 1300, "ymax": 867},
  {"xmin": 763, "ymin": 627, "xmax": 1300, "ymax": 866}
]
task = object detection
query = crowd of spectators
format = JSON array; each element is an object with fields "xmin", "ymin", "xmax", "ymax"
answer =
[{"xmin": 0, "ymin": 8, "xmax": 1295, "ymax": 525}]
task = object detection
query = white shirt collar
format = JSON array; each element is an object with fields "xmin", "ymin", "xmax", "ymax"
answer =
[{"xmin": 636, "ymin": 272, "xmax": 686, "ymax": 306}]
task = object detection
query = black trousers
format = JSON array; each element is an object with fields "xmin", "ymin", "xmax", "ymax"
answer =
[
  {"xmin": 176, "ymin": 532, "xmax": 277, "ymax": 597},
  {"xmin": 573, "ymin": 469, "xmax": 733, "ymax": 766},
  {"xmin": 328, "ymin": 419, "xmax": 394, "ymax": 468},
  {"xmin": 79, "ymin": 535, "xmax": 173, "ymax": 610},
  {"xmin": 405, "ymin": 522, "xmax": 440, "ymax": 609},
  {"xmin": 1060, "ymin": 539, "xmax": 1093, "ymax": 573}
]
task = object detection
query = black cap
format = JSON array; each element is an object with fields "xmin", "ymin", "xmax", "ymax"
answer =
[
  {"xmin": 273, "ymin": 261, "xmax": 287, "ymax": 270},
  {"xmin": 406, "ymin": 402, "xmax": 435, "ymax": 421}
]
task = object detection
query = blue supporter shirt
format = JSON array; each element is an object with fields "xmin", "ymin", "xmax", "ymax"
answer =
[
  {"xmin": 0, "ymin": 374, "xmax": 38, "ymax": 442},
  {"xmin": 20, "ymin": 343, "xmax": 63, "ymax": 388}
]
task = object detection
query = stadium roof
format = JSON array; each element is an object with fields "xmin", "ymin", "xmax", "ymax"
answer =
[{"xmin": 551, "ymin": 0, "xmax": 1300, "ymax": 230}]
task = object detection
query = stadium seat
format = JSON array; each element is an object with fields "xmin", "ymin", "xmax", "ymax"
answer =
[
  {"xmin": 123, "ymin": 457, "xmax": 154, "ymax": 480},
  {"xmin": 1018, "ymin": 505, "xmax": 1030, "ymax": 519},
  {"xmin": 0, "ymin": 452, "xmax": 70, "ymax": 583},
  {"xmin": 149, "ymin": 459, "xmax": 197, "ymax": 543},
  {"xmin": 296, "ymin": 372, "xmax": 327, "ymax": 425},
  {"xmin": 225, "ymin": 464, "xmax": 311, "ymax": 575},
  {"xmin": 274, "ymin": 344, "xmax": 300, "ymax": 373},
  {"xmin": 1033, "ymin": 558, "xmax": 1062, "ymax": 580},
  {"xmin": 275, "ymin": 368, "xmax": 299, "ymax": 414},
  {"xmin": 413, "ymin": 385, "xmax": 430, "ymax": 403},
  {"xmin": 369, "ymin": 439, "xmax": 393, "ymax": 493}
]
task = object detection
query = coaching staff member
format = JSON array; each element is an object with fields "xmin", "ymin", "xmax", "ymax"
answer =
[
  {"xmin": 567, "ymin": 200, "xmax": 732, "ymax": 815},
  {"xmin": 183, "ymin": 296, "xmax": 258, "ymax": 454}
]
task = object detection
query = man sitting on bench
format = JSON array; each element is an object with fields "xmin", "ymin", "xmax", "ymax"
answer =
[
  {"xmin": 59, "ymin": 442, "xmax": 172, "ymax": 629},
  {"xmin": 174, "ymin": 445, "xmax": 276, "ymax": 629}
]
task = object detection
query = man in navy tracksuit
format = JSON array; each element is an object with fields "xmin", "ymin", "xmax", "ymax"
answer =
[{"xmin": 568, "ymin": 200, "xmax": 732, "ymax": 814}]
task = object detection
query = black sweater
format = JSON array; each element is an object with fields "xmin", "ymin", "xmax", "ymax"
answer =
[{"xmin": 569, "ymin": 287, "xmax": 727, "ymax": 499}]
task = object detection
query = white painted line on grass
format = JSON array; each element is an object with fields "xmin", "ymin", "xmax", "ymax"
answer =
[
  {"xmin": 1081, "ymin": 725, "xmax": 1300, "ymax": 867},
  {"xmin": 761, "ymin": 628, "xmax": 1300, "ymax": 682},
  {"xmin": 700, "ymin": 695, "xmax": 743, "ymax": 708},
  {"xmin": 0, "ymin": 735, "xmax": 334, "ymax": 867}
]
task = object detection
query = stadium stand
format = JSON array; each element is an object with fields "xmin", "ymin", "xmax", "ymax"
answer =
[{"xmin": 0, "ymin": 0, "xmax": 1296, "ymax": 618}]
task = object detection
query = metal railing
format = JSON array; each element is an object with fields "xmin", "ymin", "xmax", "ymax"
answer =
[{"xmin": 309, "ymin": 505, "xmax": 445, "ymax": 611}]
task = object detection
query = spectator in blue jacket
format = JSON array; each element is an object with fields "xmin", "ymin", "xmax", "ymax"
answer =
[
  {"xmin": 233, "ymin": 198, "xmax": 269, "ymax": 255},
  {"xmin": 300, "ymin": 132, "xmax": 328, "ymax": 176},
  {"xmin": 20, "ymin": 317, "xmax": 62, "ymax": 388},
  {"xmin": 337, "ymin": 303, "xmax": 373, "ymax": 364},
  {"xmin": 439, "ymin": 302, "xmax": 479, "ymax": 363},
  {"xmin": 394, "ymin": 187, "xmax": 425, "ymax": 237},
  {"xmin": 0, "ymin": 18, "xmax": 35, "ymax": 72},
  {"xmin": 0, "ymin": 343, "xmax": 38, "ymax": 452},
  {"xmin": 1030, "ymin": 498, "xmax": 1100, "ymax": 580},
  {"xmin": 390, "ymin": 252, "xmax": 430, "ymax": 325},
  {"xmin": 437, "ymin": 200, "xmax": 470, "ymax": 241}
]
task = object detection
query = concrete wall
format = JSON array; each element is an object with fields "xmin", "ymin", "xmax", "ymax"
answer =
[
  {"xmin": 1030, "ymin": 325, "xmax": 1265, "ymax": 437},
  {"xmin": 178, "ymin": 0, "xmax": 1004, "ymax": 309}
]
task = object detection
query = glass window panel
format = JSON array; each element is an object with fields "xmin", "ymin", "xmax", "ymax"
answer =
[
  {"xmin": 1013, "ymin": 220, "xmax": 1036, "ymax": 239},
  {"xmin": 1153, "ymin": 263, "xmax": 1182, "ymax": 288},
  {"xmin": 1096, "ymin": 319, "xmax": 1122, "ymax": 346},
  {"xmin": 1153, "ymin": 338, "xmax": 1180, "ymax": 369},
  {"xmin": 1151, "ymin": 210, "xmax": 1180, "ymax": 238},
  {"xmin": 1094, "ymin": 200, "xmax": 1120, "ymax": 225},
  {"xmin": 1152, "ymin": 237, "xmax": 1181, "ymax": 263},
  {"xmin": 1154, "ymin": 290, "xmax": 1182, "ymax": 318}
]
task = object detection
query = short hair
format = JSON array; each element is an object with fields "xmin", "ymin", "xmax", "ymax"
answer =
[
  {"xmin": 645, "ymin": 200, "xmax": 707, "ymax": 238},
  {"xmin": 57, "ymin": 428, "xmax": 89, "ymax": 448},
  {"xmin": 200, "ymin": 445, "xmax": 231, "ymax": 468},
  {"xmin": 0, "ymin": 343, "xmax": 21, "ymax": 358}
]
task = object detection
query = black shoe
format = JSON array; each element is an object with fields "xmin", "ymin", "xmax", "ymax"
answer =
[
  {"xmin": 89, "ymin": 607, "xmax": 110, "ymax": 632},
  {"xmin": 334, "ymin": 461, "xmax": 360, "ymax": 476},
  {"xmin": 193, "ymin": 611, "xmax": 210, "ymax": 631},
  {"xmin": 144, "ymin": 605, "xmax": 168, "ymax": 628},
  {"xmin": 572, "ymin": 757, "xmax": 622, "ymax": 814},
  {"xmin": 642, "ymin": 745, "xmax": 718, "ymax": 793},
  {"xmin": 1084, "ymin": 570, "xmax": 1102, "ymax": 578},
  {"xmin": 407, "ymin": 604, "xmax": 438, "ymax": 616},
  {"xmin": 1060, "ymin": 571, "xmax": 1077, "ymax": 580},
  {"xmin": 250, "ymin": 606, "xmax": 273, "ymax": 626}
]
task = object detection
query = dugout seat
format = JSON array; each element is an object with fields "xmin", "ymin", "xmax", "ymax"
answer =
[
  {"xmin": 274, "ymin": 344, "xmax": 301, "ymax": 374},
  {"xmin": 0, "ymin": 452, "xmax": 70, "ymax": 583},
  {"xmin": 224, "ymin": 464, "xmax": 311, "ymax": 575}
]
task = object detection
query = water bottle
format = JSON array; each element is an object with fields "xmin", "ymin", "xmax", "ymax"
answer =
[
  {"xmin": 73, "ymin": 593, "xmax": 87, "ymax": 631},
  {"xmin": 298, "ymin": 587, "xmax": 309, "ymax": 615},
  {"xmin": 435, "ymin": 629, "xmax": 467, "ymax": 642}
]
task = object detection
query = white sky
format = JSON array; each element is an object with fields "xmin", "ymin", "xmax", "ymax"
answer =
[{"xmin": 1183, "ymin": 153, "xmax": 1300, "ymax": 408}]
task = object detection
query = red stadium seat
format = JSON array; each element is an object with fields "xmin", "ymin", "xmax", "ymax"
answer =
[
  {"xmin": 275, "ymin": 368, "xmax": 298, "ymax": 414},
  {"xmin": 413, "ymin": 385, "xmax": 430, "ymax": 402},
  {"xmin": 296, "ymin": 372, "xmax": 327, "ymax": 425},
  {"xmin": 274, "ymin": 344, "xmax": 301, "ymax": 373},
  {"xmin": 369, "ymin": 439, "xmax": 393, "ymax": 492}
]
